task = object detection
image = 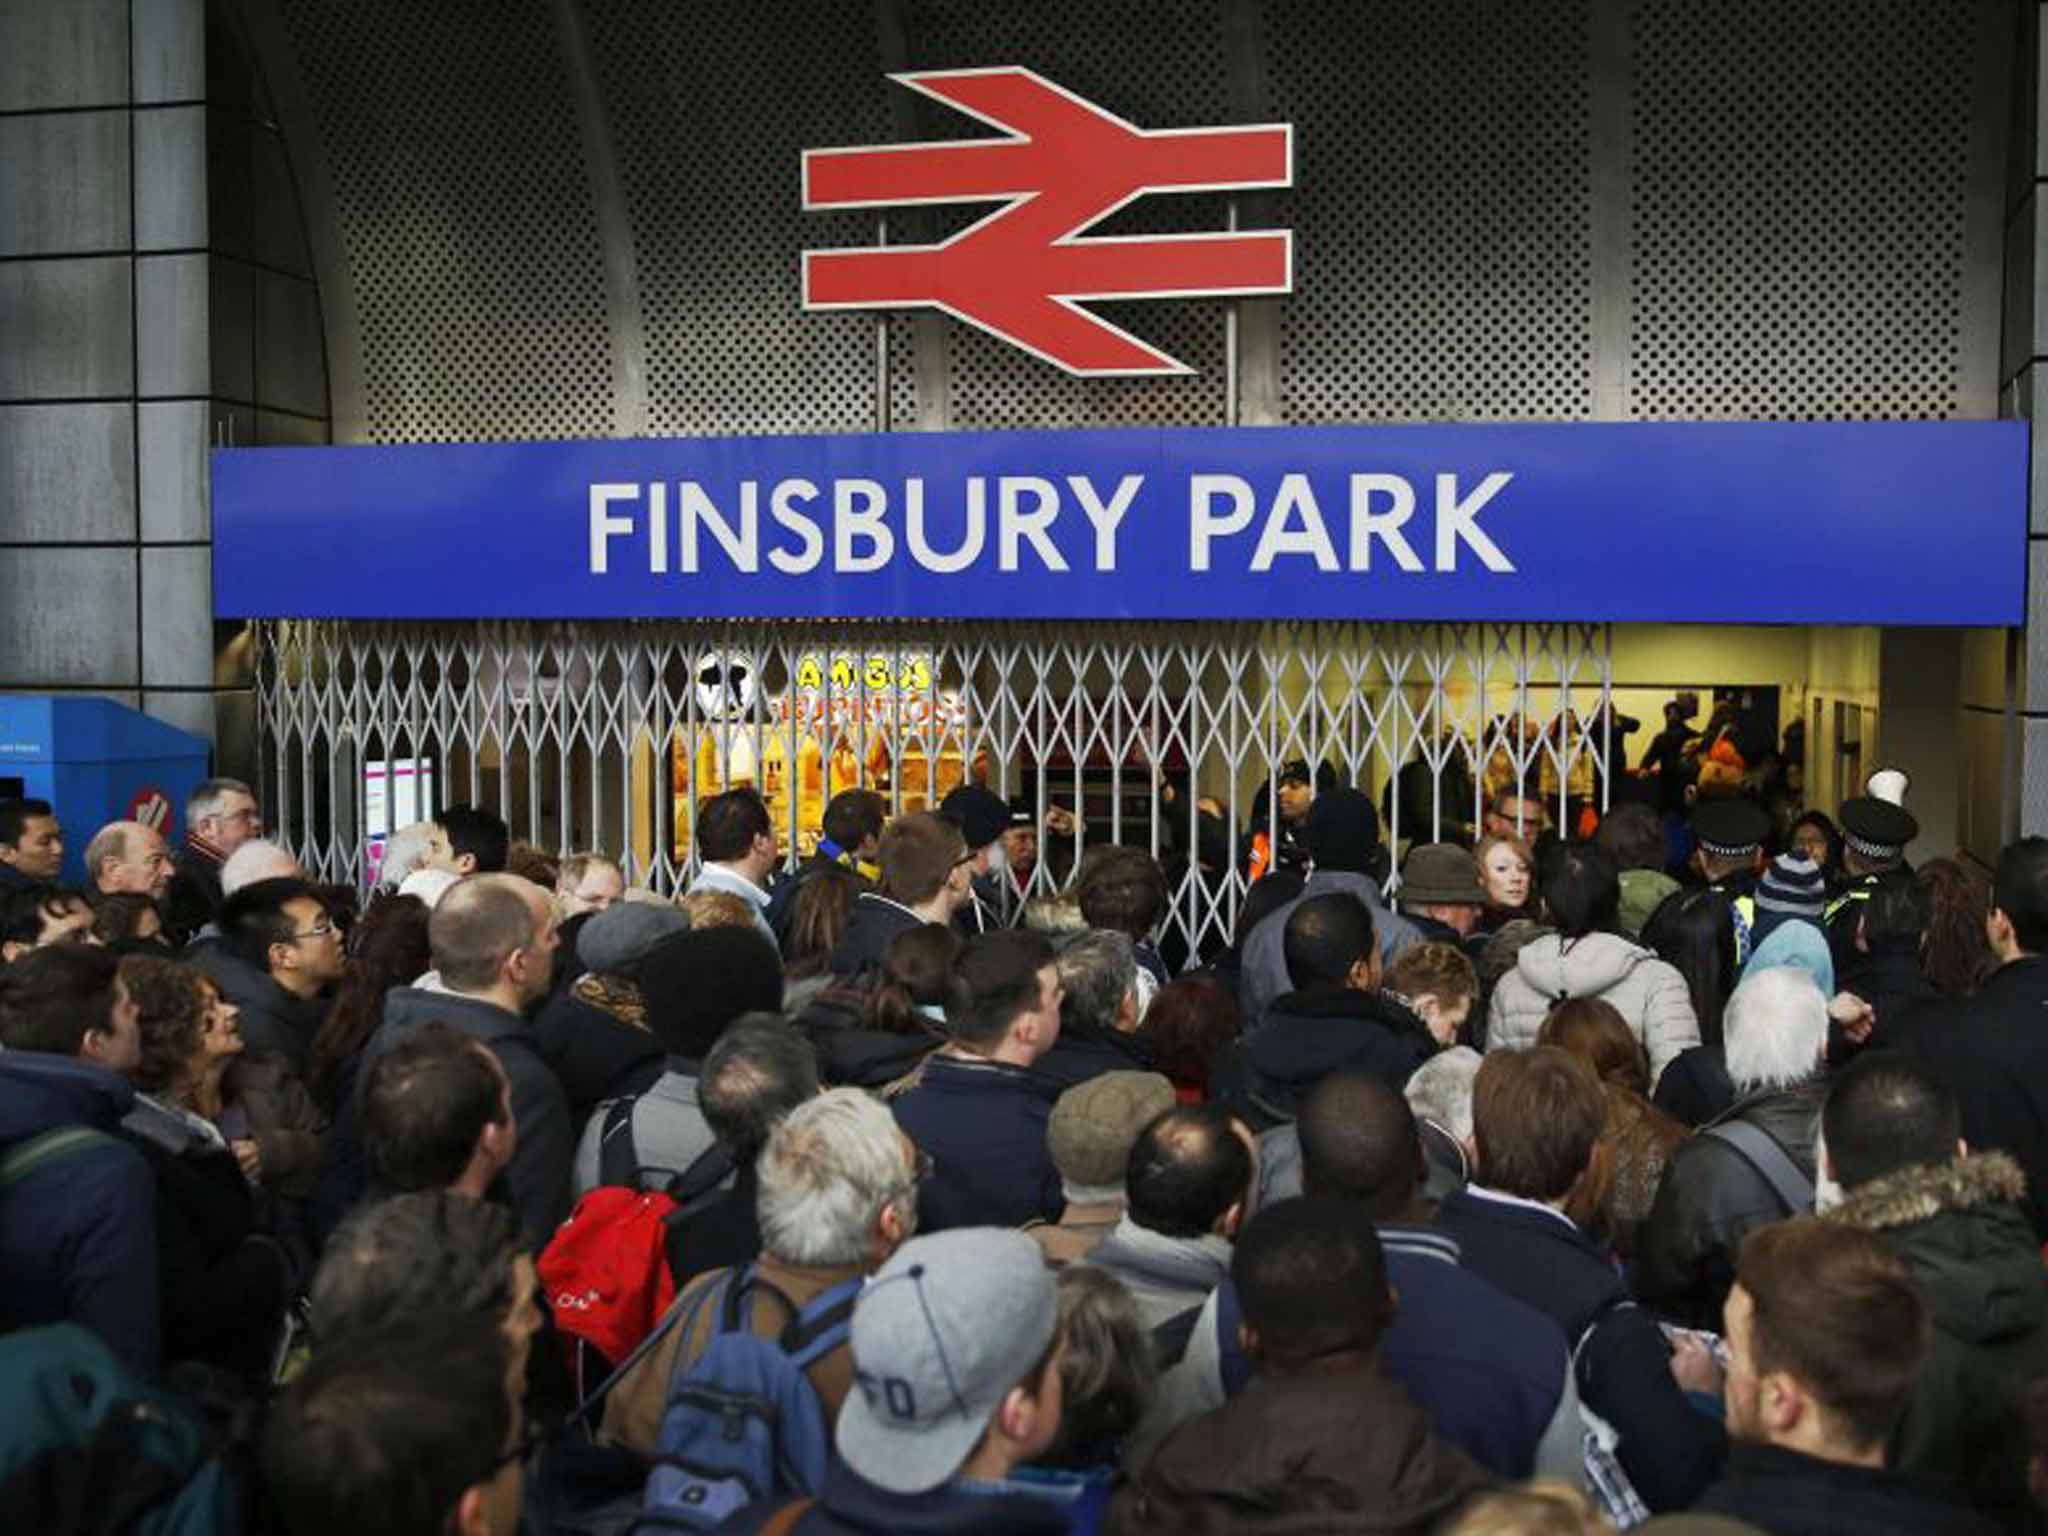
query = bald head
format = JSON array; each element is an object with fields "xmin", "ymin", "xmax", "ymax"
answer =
[
  {"xmin": 1299, "ymin": 1071, "xmax": 1424, "ymax": 1220},
  {"xmin": 430, "ymin": 874, "xmax": 558, "ymax": 1006},
  {"xmin": 220, "ymin": 837, "xmax": 305, "ymax": 896},
  {"xmin": 86, "ymin": 820, "xmax": 171, "ymax": 899}
]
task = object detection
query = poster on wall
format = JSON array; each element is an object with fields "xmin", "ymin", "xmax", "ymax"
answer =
[{"xmin": 363, "ymin": 757, "xmax": 436, "ymax": 887}]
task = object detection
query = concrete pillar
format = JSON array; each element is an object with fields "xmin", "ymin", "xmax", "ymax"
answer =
[{"xmin": 0, "ymin": 0, "xmax": 327, "ymax": 788}]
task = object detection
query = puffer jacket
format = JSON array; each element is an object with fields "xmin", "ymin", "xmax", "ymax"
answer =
[
  {"xmin": 1828, "ymin": 1151, "xmax": 2048, "ymax": 1528},
  {"xmin": 1486, "ymin": 931, "xmax": 1700, "ymax": 1084},
  {"xmin": 1634, "ymin": 1076, "xmax": 1825, "ymax": 1329}
]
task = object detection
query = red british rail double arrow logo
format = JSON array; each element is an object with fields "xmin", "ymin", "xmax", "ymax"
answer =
[{"xmin": 801, "ymin": 68, "xmax": 1293, "ymax": 376}]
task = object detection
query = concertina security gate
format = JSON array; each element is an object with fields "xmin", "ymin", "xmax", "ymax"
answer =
[{"xmin": 254, "ymin": 620, "xmax": 1614, "ymax": 965}]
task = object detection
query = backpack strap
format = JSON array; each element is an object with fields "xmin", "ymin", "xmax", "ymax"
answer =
[
  {"xmin": 662, "ymin": 1140, "xmax": 735, "ymax": 1206},
  {"xmin": 595, "ymin": 1097, "xmax": 640, "ymax": 1189},
  {"xmin": 1704, "ymin": 1119, "xmax": 1815, "ymax": 1214},
  {"xmin": 0, "ymin": 1125, "xmax": 115, "ymax": 1190},
  {"xmin": 780, "ymin": 1279, "xmax": 862, "ymax": 1370},
  {"xmin": 718, "ymin": 1267, "xmax": 861, "ymax": 1372},
  {"xmin": 759, "ymin": 1497, "xmax": 817, "ymax": 1536}
]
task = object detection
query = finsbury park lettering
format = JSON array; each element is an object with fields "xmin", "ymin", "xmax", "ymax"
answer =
[{"xmin": 586, "ymin": 471, "xmax": 1515, "ymax": 579}]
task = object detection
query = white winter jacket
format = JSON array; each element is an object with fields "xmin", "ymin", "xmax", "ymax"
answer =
[{"xmin": 1486, "ymin": 931, "xmax": 1701, "ymax": 1086}]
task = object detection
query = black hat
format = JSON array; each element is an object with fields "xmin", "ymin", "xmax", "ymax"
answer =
[
  {"xmin": 1005, "ymin": 794, "xmax": 1034, "ymax": 828},
  {"xmin": 940, "ymin": 785, "xmax": 1010, "ymax": 851},
  {"xmin": 1306, "ymin": 787, "xmax": 1380, "ymax": 873},
  {"xmin": 1689, "ymin": 797, "xmax": 1770, "ymax": 860},
  {"xmin": 635, "ymin": 926, "xmax": 785, "ymax": 1060},
  {"xmin": 1839, "ymin": 796, "xmax": 1918, "ymax": 864},
  {"xmin": 1276, "ymin": 758, "xmax": 1313, "ymax": 788}
]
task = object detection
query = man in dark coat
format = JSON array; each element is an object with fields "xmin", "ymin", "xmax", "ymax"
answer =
[
  {"xmin": 198, "ymin": 877, "xmax": 346, "ymax": 1080},
  {"xmin": 1910, "ymin": 835, "xmax": 2048, "ymax": 1239},
  {"xmin": 164, "ymin": 777, "xmax": 263, "ymax": 943},
  {"xmin": 1221, "ymin": 892, "xmax": 1439, "ymax": 1129},
  {"xmin": 1034, "ymin": 929, "xmax": 1156, "ymax": 1090},
  {"xmin": 1110, "ymin": 1197, "xmax": 1493, "ymax": 1534},
  {"xmin": 1436, "ymin": 1046, "xmax": 1725, "ymax": 1513},
  {"xmin": 1695, "ymin": 1217, "xmax": 1998, "ymax": 1535},
  {"xmin": 361, "ymin": 874, "xmax": 572, "ymax": 1246},
  {"xmin": 891, "ymin": 930, "xmax": 1065, "ymax": 1233},
  {"xmin": 0, "ymin": 944, "xmax": 159, "ymax": 1373},
  {"xmin": 1821, "ymin": 1051, "xmax": 2048, "ymax": 1528}
]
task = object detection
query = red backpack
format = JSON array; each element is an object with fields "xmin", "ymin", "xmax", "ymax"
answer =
[{"xmin": 538, "ymin": 1099, "xmax": 731, "ymax": 1374}]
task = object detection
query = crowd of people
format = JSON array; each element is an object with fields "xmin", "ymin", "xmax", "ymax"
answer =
[{"xmin": 3, "ymin": 748, "xmax": 2048, "ymax": 1536}]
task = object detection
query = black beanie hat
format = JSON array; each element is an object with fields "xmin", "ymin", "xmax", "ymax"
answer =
[
  {"xmin": 634, "ymin": 925, "xmax": 785, "ymax": 1060},
  {"xmin": 1306, "ymin": 787, "xmax": 1380, "ymax": 873}
]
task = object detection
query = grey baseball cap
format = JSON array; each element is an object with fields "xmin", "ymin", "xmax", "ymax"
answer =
[{"xmin": 835, "ymin": 1228, "xmax": 1058, "ymax": 1495}]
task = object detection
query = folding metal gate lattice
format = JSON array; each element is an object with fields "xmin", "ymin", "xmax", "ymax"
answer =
[{"xmin": 254, "ymin": 620, "xmax": 1613, "ymax": 965}]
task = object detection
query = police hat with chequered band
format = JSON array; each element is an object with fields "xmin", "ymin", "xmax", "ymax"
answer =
[
  {"xmin": 1839, "ymin": 796, "xmax": 1918, "ymax": 864},
  {"xmin": 1689, "ymin": 797, "xmax": 1771, "ymax": 861}
]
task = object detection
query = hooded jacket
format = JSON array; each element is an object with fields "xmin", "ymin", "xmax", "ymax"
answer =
[
  {"xmin": 363, "ymin": 986, "xmax": 574, "ymax": 1245},
  {"xmin": 1223, "ymin": 988, "xmax": 1438, "ymax": 1129},
  {"xmin": 1634, "ymin": 1076, "xmax": 1826, "ymax": 1330},
  {"xmin": 1486, "ymin": 931, "xmax": 1700, "ymax": 1084},
  {"xmin": 1828, "ymin": 1151, "xmax": 2048, "ymax": 1525},
  {"xmin": 1238, "ymin": 870, "xmax": 1425, "ymax": 1027},
  {"xmin": 1080, "ymin": 1215, "xmax": 1233, "ymax": 1334},
  {"xmin": 1108, "ymin": 1356, "xmax": 1493, "ymax": 1535},
  {"xmin": 0, "ymin": 1053, "xmax": 159, "ymax": 1373},
  {"xmin": 121, "ymin": 1092, "xmax": 291, "ymax": 1383}
]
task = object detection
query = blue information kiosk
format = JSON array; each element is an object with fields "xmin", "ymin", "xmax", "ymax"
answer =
[{"xmin": 0, "ymin": 697, "xmax": 210, "ymax": 887}]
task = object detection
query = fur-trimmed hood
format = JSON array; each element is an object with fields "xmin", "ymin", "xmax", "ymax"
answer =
[
  {"xmin": 1829, "ymin": 1151, "xmax": 2047, "ymax": 1349},
  {"xmin": 1828, "ymin": 1151, "xmax": 2028, "ymax": 1233}
]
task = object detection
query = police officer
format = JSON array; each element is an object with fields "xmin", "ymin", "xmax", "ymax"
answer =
[
  {"xmin": 1824, "ymin": 795, "xmax": 1919, "ymax": 977},
  {"xmin": 1689, "ymin": 796, "xmax": 1771, "ymax": 964}
]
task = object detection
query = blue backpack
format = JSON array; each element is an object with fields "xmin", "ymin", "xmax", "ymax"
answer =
[{"xmin": 634, "ymin": 1265, "xmax": 861, "ymax": 1532}]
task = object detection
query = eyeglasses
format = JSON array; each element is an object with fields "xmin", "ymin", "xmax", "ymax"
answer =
[{"xmin": 280, "ymin": 918, "xmax": 335, "ymax": 943}]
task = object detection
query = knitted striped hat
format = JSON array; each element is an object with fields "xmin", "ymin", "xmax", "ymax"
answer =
[{"xmin": 1755, "ymin": 854, "xmax": 1828, "ymax": 923}]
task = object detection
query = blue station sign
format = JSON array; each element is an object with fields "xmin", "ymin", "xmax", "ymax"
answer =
[{"xmin": 211, "ymin": 420, "xmax": 2026, "ymax": 625}]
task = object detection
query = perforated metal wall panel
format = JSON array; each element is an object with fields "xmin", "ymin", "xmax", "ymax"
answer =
[
  {"xmin": 1626, "ymin": 0, "xmax": 1984, "ymax": 419},
  {"xmin": 580, "ymin": 0, "xmax": 888, "ymax": 437},
  {"xmin": 266, "ymin": 0, "xmax": 2008, "ymax": 441},
  {"xmin": 276, "ymin": 0, "xmax": 612, "ymax": 442},
  {"xmin": 897, "ymin": 0, "xmax": 1234, "ymax": 430},
  {"xmin": 1264, "ymin": 0, "xmax": 1596, "ymax": 423}
]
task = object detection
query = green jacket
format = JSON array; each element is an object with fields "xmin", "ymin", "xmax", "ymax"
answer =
[{"xmin": 1829, "ymin": 1151, "xmax": 2048, "ymax": 1528}]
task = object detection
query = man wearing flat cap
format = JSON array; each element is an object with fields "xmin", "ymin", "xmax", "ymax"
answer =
[{"xmin": 1824, "ymin": 796, "xmax": 1918, "ymax": 980}]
